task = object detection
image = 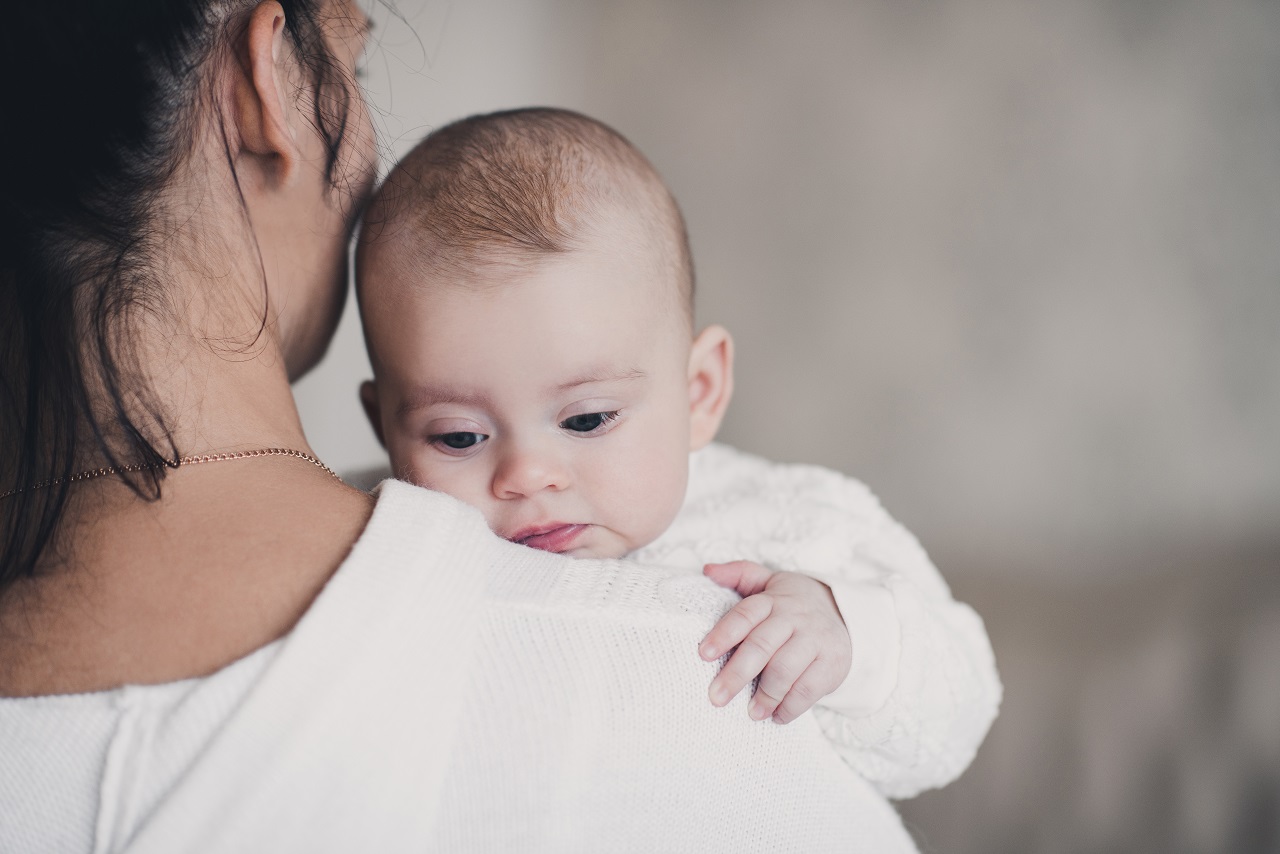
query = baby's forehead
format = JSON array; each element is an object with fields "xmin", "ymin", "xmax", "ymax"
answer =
[
  {"xmin": 361, "ymin": 258, "xmax": 694, "ymax": 419},
  {"xmin": 361, "ymin": 236, "xmax": 687, "ymax": 373}
]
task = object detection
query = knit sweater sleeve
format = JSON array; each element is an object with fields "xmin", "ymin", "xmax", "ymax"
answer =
[{"xmin": 630, "ymin": 444, "xmax": 1001, "ymax": 799}]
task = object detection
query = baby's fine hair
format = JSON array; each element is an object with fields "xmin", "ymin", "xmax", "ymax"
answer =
[{"xmin": 358, "ymin": 107, "xmax": 694, "ymax": 316}]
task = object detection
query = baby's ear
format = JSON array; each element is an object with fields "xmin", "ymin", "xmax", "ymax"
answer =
[
  {"xmin": 688, "ymin": 325, "xmax": 734, "ymax": 451},
  {"xmin": 359, "ymin": 380, "xmax": 387, "ymax": 449}
]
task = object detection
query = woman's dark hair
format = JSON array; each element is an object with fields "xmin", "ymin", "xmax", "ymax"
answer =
[{"xmin": 0, "ymin": 1, "xmax": 361, "ymax": 588}]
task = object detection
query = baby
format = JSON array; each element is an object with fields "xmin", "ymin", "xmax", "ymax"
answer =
[{"xmin": 355, "ymin": 109, "xmax": 999, "ymax": 771}]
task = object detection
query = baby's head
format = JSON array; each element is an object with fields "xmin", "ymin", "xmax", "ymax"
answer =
[{"xmin": 356, "ymin": 108, "xmax": 733, "ymax": 558}]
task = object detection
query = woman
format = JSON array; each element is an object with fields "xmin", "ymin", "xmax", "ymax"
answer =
[{"xmin": 0, "ymin": 2, "xmax": 939, "ymax": 851}]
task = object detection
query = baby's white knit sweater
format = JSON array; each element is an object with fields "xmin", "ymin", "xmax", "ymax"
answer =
[
  {"xmin": 633, "ymin": 443, "xmax": 1001, "ymax": 798},
  {"xmin": 0, "ymin": 446, "xmax": 998, "ymax": 853}
]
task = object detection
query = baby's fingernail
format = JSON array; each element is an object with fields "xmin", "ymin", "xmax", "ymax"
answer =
[
  {"xmin": 749, "ymin": 702, "xmax": 767, "ymax": 720},
  {"xmin": 699, "ymin": 642, "xmax": 718, "ymax": 660},
  {"xmin": 710, "ymin": 683, "xmax": 729, "ymax": 706}
]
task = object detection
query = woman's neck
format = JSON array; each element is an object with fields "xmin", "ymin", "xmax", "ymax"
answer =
[
  {"xmin": 162, "ymin": 344, "xmax": 314, "ymax": 455},
  {"xmin": 0, "ymin": 301, "xmax": 373, "ymax": 698},
  {"xmin": 119, "ymin": 234, "xmax": 316, "ymax": 456}
]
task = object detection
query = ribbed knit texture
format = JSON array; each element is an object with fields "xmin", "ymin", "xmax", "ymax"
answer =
[{"xmin": 0, "ymin": 643, "xmax": 280, "ymax": 854}]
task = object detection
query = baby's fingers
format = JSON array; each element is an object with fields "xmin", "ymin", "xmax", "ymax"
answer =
[
  {"xmin": 699, "ymin": 593, "xmax": 773, "ymax": 662},
  {"xmin": 771, "ymin": 661, "xmax": 832, "ymax": 725},
  {"xmin": 703, "ymin": 561, "xmax": 775, "ymax": 598},
  {"xmin": 748, "ymin": 639, "xmax": 818, "ymax": 721},
  {"xmin": 708, "ymin": 615, "xmax": 792, "ymax": 708}
]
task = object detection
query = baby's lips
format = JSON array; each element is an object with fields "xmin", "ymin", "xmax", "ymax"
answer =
[{"xmin": 508, "ymin": 523, "xmax": 588, "ymax": 554}]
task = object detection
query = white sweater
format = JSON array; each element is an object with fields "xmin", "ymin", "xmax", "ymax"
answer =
[
  {"xmin": 633, "ymin": 444, "xmax": 1001, "ymax": 798},
  {"xmin": 0, "ymin": 446, "xmax": 998, "ymax": 853}
]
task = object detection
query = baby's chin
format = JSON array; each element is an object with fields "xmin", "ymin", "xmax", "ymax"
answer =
[{"xmin": 562, "ymin": 544, "xmax": 630, "ymax": 560}]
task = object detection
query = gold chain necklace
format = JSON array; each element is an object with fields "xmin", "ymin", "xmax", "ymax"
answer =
[{"xmin": 0, "ymin": 447, "xmax": 342, "ymax": 500}]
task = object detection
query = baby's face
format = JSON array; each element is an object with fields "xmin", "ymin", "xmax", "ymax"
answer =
[{"xmin": 362, "ymin": 232, "xmax": 702, "ymax": 558}]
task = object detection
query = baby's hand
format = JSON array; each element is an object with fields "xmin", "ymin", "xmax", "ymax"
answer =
[{"xmin": 698, "ymin": 561, "xmax": 852, "ymax": 724}]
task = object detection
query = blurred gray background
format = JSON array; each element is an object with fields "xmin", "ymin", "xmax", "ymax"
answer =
[{"xmin": 293, "ymin": 1, "xmax": 1280, "ymax": 851}]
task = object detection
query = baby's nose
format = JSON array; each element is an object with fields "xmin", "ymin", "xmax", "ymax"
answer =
[{"xmin": 491, "ymin": 444, "xmax": 569, "ymax": 499}]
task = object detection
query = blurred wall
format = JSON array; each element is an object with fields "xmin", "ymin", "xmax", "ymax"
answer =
[{"xmin": 297, "ymin": 0, "xmax": 1280, "ymax": 580}]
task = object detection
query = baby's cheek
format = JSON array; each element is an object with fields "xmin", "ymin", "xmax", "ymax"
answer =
[
  {"xmin": 381, "ymin": 431, "xmax": 423, "ymax": 481},
  {"xmin": 621, "ymin": 464, "xmax": 689, "ymax": 553},
  {"xmin": 390, "ymin": 448, "xmax": 451, "ymax": 495},
  {"xmin": 408, "ymin": 461, "xmax": 462, "ymax": 496},
  {"xmin": 396, "ymin": 451, "xmax": 433, "ymax": 488},
  {"xmin": 411, "ymin": 462, "xmax": 502, "ymax": 528}
]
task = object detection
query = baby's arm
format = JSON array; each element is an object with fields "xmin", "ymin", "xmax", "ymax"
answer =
[
  {"xmin": 802, "ymin": 516, "xmax": 1000, "ymax": 799},
  {"xmin": 633, "ymin": 444, "xmax": 1001, "ymax": 799}
]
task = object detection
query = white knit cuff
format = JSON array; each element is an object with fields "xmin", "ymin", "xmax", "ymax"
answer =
[{"xmin": 812, "ymin": 576, "xmax": 900, "ymax": 718}]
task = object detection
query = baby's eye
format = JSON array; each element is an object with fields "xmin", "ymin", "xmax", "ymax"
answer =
[
  {"xmin": 559, "ymin": 411, "xmax": 619, "ymax": 435},
  {"xmin": 429, "ymin": 431, "xmax": 488, "ymax": 455}
]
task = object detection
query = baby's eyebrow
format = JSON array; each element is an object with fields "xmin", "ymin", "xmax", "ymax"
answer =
[
  {"xmin": 553, "ymin": 368, "xmax": 647, "ymax": 392},
  {"xmin": 395, "ymin": 384, "xmax": 493, "ymax": 420}
]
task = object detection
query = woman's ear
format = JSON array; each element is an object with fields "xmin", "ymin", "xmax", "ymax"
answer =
[
  {"xmin": 688, "ymin": 324, "xmax": 734, "ymax": 451},
  {"xmin": 359, "ymin": 380, "xmax": 386, "ymax": 448},
  {"xmin": 230, "ymin": 1, "xmax": 301, "ymax": 179}
]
